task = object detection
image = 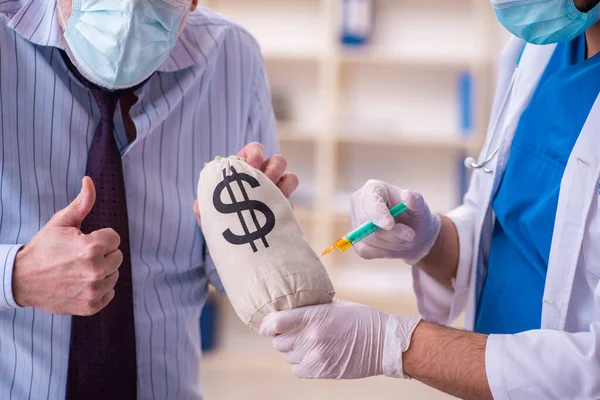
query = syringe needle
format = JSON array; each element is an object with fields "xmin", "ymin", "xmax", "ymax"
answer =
[{"xmin": 321, "ymin": 245, "xmax": 336, "ymax": 257}]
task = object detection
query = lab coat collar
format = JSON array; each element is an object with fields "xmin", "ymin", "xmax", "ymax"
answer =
[{"xmin": 6, "ymin": 0, "xmax": 205, "ymax": 73}]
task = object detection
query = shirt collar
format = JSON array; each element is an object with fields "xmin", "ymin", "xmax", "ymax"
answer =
[{"xmin": 6, "ymin": 0, "xmax": 202, "ymax": 73}]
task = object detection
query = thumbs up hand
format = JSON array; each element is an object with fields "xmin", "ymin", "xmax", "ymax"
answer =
[{"xmin": 12, "ymin": 177, "xmax": 123, "ymax": 316}]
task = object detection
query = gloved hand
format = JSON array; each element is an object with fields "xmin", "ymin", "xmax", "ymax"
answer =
[
  {"xmin": 260, "ymin": 299, "xmax": 421, "ymax": 380},
  {"xmin": 350, "ymin": 180, "xmax": 441, "ymax": 265}
]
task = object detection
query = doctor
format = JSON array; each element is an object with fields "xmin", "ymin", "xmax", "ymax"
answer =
[{"xmin": 261, "ymin": 0, "xmax": 600, "ymax": 399}]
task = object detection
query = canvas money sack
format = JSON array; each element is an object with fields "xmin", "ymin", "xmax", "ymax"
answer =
[{"xmin": 198, "ymin": 156, "xmax": 335, "ymax": 331}]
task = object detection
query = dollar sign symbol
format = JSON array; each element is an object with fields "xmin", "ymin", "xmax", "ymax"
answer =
[{"xmin": 213, "ymin": 166, "xmax": 276, "ymax": 252}]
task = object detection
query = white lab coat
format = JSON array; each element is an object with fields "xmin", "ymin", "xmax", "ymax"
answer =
[{"xmin": 413, "ymin": 37, "xmax": 600, "ymax": 399}]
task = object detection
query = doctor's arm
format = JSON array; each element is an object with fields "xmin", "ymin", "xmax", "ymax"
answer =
[
  {"xmin": 415, "ymin": 216, "xmax": 459, "ymax": 289},
  {"xmin": 261, "ymin": 301, "xmax": 493, "ymax": 400},
  {"xmin": 405, "ymin": 318, "xmax": 600, "ymax": 399},
  {"xmin": 263, "ymin": 297, "xmax": 600, "ymax": 399},
  {"xmin": 402, "ymin": 321, "xmax": 491, "ymax": 399}
]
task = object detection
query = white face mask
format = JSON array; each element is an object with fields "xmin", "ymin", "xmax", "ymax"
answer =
[{"xmin": 63, "ymin": 0, "xmax": 187, "ymax": 90}]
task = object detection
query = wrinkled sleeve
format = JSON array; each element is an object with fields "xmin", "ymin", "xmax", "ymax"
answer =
[
  {"xmin": 411, "ymin": 172, "xmax": 479, "ymax": 325},
  {"xmin": 243, "ymin": 46, "xmax": 279, "ymax": 157},
  {"xmin": 0, "ymin": 245, "xmax": 24, "ymax": 310},
  {"xmin": 204, "ymin": 31, "xmax": 279, "ymax": 295},
  {"xmin": 204, "ymin": 252, "xmax": 224, "ymax": 295},
  {"xmin": 486, "ymin": 324, "xmax": 600, "ymax": 399}
]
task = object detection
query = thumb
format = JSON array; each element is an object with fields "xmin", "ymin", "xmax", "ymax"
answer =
[
  {"xmin": 260, "ymin": 309, "xmax": 304, "ymax": 337},
  {"xmin": 49, "ymin": 177, "xmax": 96, "ymax": 228},
  {"xmin": 363, "ymin": 183, "xmax": 395, "ymax": 231},
  {"xmin": 399, "ymin": 189, "xmax": 427, "ymax": 218}
]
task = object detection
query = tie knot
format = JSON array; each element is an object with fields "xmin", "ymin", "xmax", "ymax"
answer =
[{"xmin": 91, "ymin": 88, "xmax": 121, "ymax": 123}]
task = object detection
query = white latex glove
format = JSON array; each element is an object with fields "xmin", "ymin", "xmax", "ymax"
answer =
[
  {"xmin": 260, "ymin": 299, "xmax": 421, "ymax": 380},
  {"xmin": 350, "ymin": 180, "xmax": 441, "ymax": 265}
]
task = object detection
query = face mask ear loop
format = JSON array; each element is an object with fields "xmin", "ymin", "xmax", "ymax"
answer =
[
  {"xmin": 56, "ymin": 0, "xmax": 71, "ymax": 32},
  {"xmin": 65, "ymin": 0, "xmax": 83, "ymax": 32}
]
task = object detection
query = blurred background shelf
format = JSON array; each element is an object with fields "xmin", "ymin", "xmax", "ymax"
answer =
[
  {"xmin": 336, "ymin": 131, "xmax": 468, "ymax": 149},
  {"xmin": 263, "ymin": 50, "xmax": 324, "ymax": 63},
  {"xmin": 201, "ymin": 0, "xmax": 506, "ymax": 270},
  {"xmin": 276, "ymin": 122, "xmax": 321, "ymax": 142},
  {"xmin": 339, "ymin": 50, "xmax": 485, "ymax": 70},
  {"xmin": 279, "ymin": 129, "xmax": 473, "ymax": 149}
]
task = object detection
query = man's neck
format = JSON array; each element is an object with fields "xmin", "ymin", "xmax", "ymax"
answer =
[{"xmin": 586, "ymin": 21, "xmax": 600, "ymax": 58}]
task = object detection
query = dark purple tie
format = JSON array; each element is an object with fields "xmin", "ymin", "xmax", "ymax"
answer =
[{"xmin": 64, "ymin": 54, "xmax": 137, "ymax": 400}]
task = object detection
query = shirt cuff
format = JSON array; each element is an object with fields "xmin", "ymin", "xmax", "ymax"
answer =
[
  {"xmin": 204, "ymin": 254, "xmax": 226, "ymax": 296},
  {"xmin": 486, "ymin": 334, "xmax": 510, "ymax": 400},
  {"xmin": 0, "ymin": 245, "xmax": 24, "ymax": 310},
  {"xmin": 446, "ymin": 206, "xmax": 475, "ymax": 294},
  {"xmin": 411, "ymin": 266, "xmax": 454, "ymax": 325}
]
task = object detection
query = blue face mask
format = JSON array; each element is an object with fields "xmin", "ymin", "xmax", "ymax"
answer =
[
  {"xmin": 64, "ymin": 0, "xmax": 186, "ymax": 90},
  {"xmin": 492, "ymin": 0, "xmax": 600, "ymax": 45}
]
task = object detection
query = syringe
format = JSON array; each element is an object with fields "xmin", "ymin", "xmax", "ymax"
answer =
[{"xmin": 321, "ymin": 202, "xmax": 408, "ymax": 257}]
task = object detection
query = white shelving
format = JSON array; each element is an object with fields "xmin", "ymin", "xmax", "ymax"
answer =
[
  {"xmin": 200, "ymin": 0, "xmax": 503, "ymax": 275},
  {"xmin": 340, "ymin": 51, "xmax": 482, "ymax": 69}
]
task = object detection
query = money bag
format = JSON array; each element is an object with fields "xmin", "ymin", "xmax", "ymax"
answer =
[{"xmin": 198, "ymin": 156, "xmax": 335, "ymax": 331}]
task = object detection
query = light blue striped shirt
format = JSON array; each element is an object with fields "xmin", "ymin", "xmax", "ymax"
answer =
[{"xmin": 0, "ymin": 1, "xmax": 278, "ymax": 398}]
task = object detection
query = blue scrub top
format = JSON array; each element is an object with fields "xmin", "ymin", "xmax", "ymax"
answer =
[{"xmin": 475, "ymin": 35, "xmax": 600, "ymax": 335}]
